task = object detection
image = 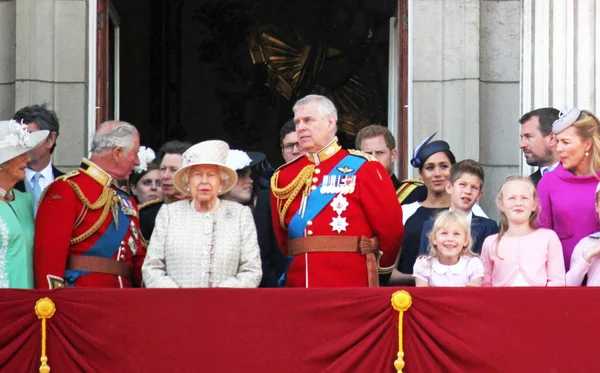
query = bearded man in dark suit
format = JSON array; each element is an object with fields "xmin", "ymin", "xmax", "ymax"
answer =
[{"xmin": 519, "ymin": 107, "xmax": 561, "ymax": 187}]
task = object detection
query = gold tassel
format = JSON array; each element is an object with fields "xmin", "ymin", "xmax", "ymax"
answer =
[
  {"xmin": 391, "ymin": 290, "xmax": 412, "ymax": 373},
  {"xmin": 35, "ymin": 298, "xmax": 56, "ymax": 373}
]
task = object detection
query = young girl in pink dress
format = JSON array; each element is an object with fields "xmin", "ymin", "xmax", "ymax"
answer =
[
  {"xmin": 413, "ymin": 210, "xmax": 483, "ymax": 287},
  {"xmin": 481, "ymin": 176, "xmax": 565, "ymax": 286}
]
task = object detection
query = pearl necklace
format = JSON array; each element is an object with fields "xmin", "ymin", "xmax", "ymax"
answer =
[{"xmin": 0, "ymin": 187, "xmax": 14, "ymax": 202}]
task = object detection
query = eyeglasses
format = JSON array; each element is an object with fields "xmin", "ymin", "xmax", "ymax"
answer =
[{"xmin": 282, "ymin": 142, "xmax": 300, "ymax": 152}]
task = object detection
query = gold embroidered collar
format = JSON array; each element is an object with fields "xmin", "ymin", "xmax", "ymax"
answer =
[
  {"xmin": 306, "ymin": 137, "xmax": 341, "ymax": 164},
  {"xmin": 79, "ymin": 159, "xmax": 113, "ymax": 188}
]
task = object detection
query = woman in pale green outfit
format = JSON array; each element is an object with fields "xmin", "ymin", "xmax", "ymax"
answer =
[{"xmin": 0, "ymin": 119, "xmax": 48, "ymax": 288}]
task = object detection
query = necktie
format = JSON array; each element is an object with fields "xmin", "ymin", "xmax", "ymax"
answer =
[{"xmin": 32, "ymin": 173, "xmax": 42, "ymax": 214}]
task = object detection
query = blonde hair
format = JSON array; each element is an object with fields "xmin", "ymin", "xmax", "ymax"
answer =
[
  {"xmin": 425, "ymin": 210, "xmax": 475, "ymax": 265},
  {"xmin": 495, "ymin": 175, "xmax": 539, "ymax": 256},
  {"xmin": 571, "ymin": 110, "xmax": 600, "ymax": 176}
]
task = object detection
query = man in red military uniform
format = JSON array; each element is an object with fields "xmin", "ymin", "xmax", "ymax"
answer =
[
  {"xmin": 34, "ymin": 121, "xmax": 145, "ymax": 288},
  {"xmin": 270, "ymin": 94, "xmax": 404, "ymax": 287}
]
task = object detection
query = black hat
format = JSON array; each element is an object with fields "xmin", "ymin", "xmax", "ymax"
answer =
[
  {"xmin": 247, "ymin": 151, "xmax": 266, "ymax": 168},
  {"xmin": 410, "ymin": 132, "xmax": 451, "ymax": 168}
]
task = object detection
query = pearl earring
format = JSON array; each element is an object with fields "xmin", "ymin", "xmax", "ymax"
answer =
[{"xmin": 586, "ymin": 151, "xmax": 590, "ymax": 157}]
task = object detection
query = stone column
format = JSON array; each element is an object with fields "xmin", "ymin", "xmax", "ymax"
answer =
[
  {"xmin": 522, "ymin": 0, "xmax": 599, "ymax": 114},
  {"xmin": 521, "ymin": 0, "xmax": 600, "ymax": 180},
  {"xmin": 14, "ymin": 0, "xmax": 89, "ymax": 169},
  {"xmin": 478, "ymin": 0, "xmax": 521, "ymax": 214},
  {"xmin": 412, "ymin": 0, "xmax": 481, "ymax": 169},
  {"xmin": 411, "ymin": 0, "xmax": 521, "ymax": 215},
  {"xmin": 0, "ymin": 0, "xmax": 16, "ymax": 120}
]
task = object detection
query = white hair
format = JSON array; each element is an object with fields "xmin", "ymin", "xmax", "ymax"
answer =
[
  {"xmin": 90, "ymin": 121, "xmax": 139, "ymax": 154},
  {"xmin": 293, "ymin": 94, "xmax": 338, "ymax": 121}
]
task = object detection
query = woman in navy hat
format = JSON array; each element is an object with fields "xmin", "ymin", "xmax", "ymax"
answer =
[{"xmin": 387, "ymin": 133, "xmax": 456, "ymax": 285}]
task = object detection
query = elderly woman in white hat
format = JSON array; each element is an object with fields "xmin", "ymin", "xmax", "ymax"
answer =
[
  {"xmin": 142, "ymin": 140, "xmax": 262, "ymax": 288},
  {"xmin": 0, "ymin": 120, "xmax": 48, "ymax": 288}
]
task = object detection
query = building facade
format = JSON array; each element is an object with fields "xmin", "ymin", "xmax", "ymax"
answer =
[{"xmin": 2, "ymin": 0, "xmax": 598, "ymax": 216}]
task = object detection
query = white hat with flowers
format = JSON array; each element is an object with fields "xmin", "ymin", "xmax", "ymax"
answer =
[
  {"xmin": 0, "ymin": 120, "xmax": 49, "ymax": 164},
  {"xmin": 173, "ymin": 140, "xmax": 238, "ymax": 196},
  {"xmin": 134, "ymin": 146, "xmax": 156, "ymax": 174}
]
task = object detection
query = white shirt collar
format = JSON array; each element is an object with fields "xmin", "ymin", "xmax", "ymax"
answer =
[
  {"xmin": 25, "ymin": 162, "xmax": 54, "ymax": 183},
  {"xmin": 449, "ymin": 208, "xmax": 473, "ymax": 224},
  {"xmin": 432, "ymin": 256, "xmax": 468, "ymax": 275},
  {"xmin": 540, "ymin": 161, "xmax": 560, "ymax": 175}
]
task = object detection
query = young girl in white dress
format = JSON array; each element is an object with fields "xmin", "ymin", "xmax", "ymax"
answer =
[{"xmin": 413, "ymin": 210, "xmax": 484, "ymax": 287}]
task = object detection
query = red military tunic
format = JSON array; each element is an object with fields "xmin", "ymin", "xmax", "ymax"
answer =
[
  {"xmin": 34, "ymin": 159, "xmax": 146, "ymax": 288},
  {"xmin": 270, "ymin": 138, "xmax": 404, "ymax": 287}
]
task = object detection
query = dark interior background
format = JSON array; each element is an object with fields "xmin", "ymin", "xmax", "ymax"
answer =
[{"xmin": 114, "ymin": 0, "xmax": 396, "ymax": 168}]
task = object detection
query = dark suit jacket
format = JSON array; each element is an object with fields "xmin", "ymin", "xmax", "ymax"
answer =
[
  {"xmin": 254, "ymin": 188, "xmax": 286, "ymax": 288},
  {"xmin": 418, "ymin": 214, "xmax": 499, "ymax": 256},
  {"xmin": 529, "ymin": 169, "xmax": 542, "ymax": 188},
  {"xmin": 15, "ymin": 165, "xmax": 65, "ymax": 193}
]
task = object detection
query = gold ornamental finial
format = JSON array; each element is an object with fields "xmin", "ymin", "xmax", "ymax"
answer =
[
  {"xmin": 391, "ymin": 291, "xmax": 412, "ymax": 373},
  {"xmin": 35, "ymin": 297, "xmax": 56, "ymax": 373}
]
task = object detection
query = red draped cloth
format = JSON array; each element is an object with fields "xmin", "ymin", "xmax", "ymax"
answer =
[{"xmin": 1, "ymin": 288, "xmax": 599, "ymax": 372}]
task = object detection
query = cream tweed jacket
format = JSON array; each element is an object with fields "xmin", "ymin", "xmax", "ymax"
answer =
[{"xmin": 142, "ymin": 199, "xmax": 262, "ymax": 288}]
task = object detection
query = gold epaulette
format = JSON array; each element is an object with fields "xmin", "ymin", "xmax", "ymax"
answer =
[
  {"xmin": 273, "ymin": 154, "xmax": 304, "ymax": 173},
  {"xmin": 348, "ymin": 149, "xmax": 378, "ymax": 162},
  {"xmin": 139, "ymin": 198, "xmax": 163, "ymax": 210},
  {"xmin": 55, "ymin": 170, "xmax": 79, "ymax": 182},
  {"xmin": 37, "ymin": 171, "xmax": 80, "ymax": 209},
  {"xmin": 396, "ymin": 178, "xmax": 424, "ymax": 204}
]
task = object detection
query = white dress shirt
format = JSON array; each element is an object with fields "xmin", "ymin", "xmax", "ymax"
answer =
[{"xmin": 25, "ymin": 163, "xmax": 55, "ymax": 194}]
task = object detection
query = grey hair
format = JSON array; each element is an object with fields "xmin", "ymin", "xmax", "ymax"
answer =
[
  {"xmin": 293, "ymin": 94, "xmax": 338, "ymax": 121},
  {"xmin": 90, "ymin": 121, "xmax": 139, "ymax": 154}
]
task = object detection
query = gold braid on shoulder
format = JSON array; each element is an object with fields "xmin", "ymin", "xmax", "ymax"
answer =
[
  {"xmin": 66, "ymin": 180, "xmax": 116, "ymax": 245},
  {"xmin": 270, "ymin": 165, "xmax": 315, "ymax": 229},
  {"xmin": 67, "ymin": 180, "xmax": 112, "ymax": 209}
]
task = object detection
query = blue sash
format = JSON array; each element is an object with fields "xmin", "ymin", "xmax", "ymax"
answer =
[
  {"xmin": 65, "ymin": 191, "xmax": 132, "ymax": 285},
  {"xmin": 287, "ymin": 155, "xmax": 366, "ymax": 239},
  {"xmin": 279, "ymin": 154, "xmax": 366, "ymax": 287}
]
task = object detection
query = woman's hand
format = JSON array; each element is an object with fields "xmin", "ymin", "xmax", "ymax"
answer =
[{"xmin": 583, "ymin": 241, "xmax": 600, "ymax": 263}]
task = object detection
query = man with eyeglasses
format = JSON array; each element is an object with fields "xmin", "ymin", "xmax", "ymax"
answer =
[
  {"xmin": 280, "ymin": 119, "xmax": 304, "ymax": 162},
  {"xmin": 254, "ymin": 119, "xmax": 306, "ymax": 287}
]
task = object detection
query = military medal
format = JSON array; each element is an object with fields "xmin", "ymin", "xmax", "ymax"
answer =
[
  {"xmin": 120, "ymin": 196, "xmax": 138, "ymax": 217},
  {"xmin": 128, "ymin": 237, "xmax": 138, "ymax": 255},
  {"xmin": 330, "ymin": 216, "xmax": 349, "ymax": 233},
  {"xmin": 330, "ymin": 194, "xmax": 349, "ymax": 215},
  {"xmin": 340, "ymin": 175, "xmax": 356, "ymax": 195},
  {"xmin": 111, "ymin": 194, "xmax": 120, "ymax": 229},
  {"xmin": 320, "ymin": 175, "xmax": 331, "ymax": 194},
  {"xmin": 130, "ymin": 220, "xmax": 139, "ymax": 240}
]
